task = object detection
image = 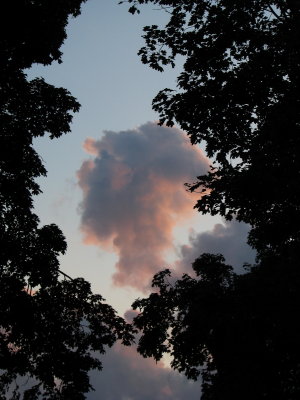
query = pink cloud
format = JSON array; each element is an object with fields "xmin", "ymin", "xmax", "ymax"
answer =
[{"xmin": 78, "ymin": 122, "xmax": 210, "ymax": 290}]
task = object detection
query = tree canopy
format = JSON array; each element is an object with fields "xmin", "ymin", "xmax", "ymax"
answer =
[
  {"xmin": 123, "ymin": 0, "xmax": 300, "ymax": 255},
  {"xmin": 122, "ymin": 1, "xmax": 300, "ymax": 398},
  {"xmin": 133, "ymin": 253, "xmax": 300, "ymax": 400},
  {"xmin": 1, "ymin": 0, "xmax": 87, "ymax": 70},
  {"xmin": 0, "ymin": 2, "xmax": 134, "ymax": 399}
]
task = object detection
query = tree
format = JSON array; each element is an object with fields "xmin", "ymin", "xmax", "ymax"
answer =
[
  {"xmin": 123, "ymin": 0, "xmax": 300, "ymax": 255},
  {"xmin": 133, "ymin": 253, "xmax": 300, "ymax": 400},
  {"xmin": 0, "ymin": 2, "xmax": 134, "ymax": 398},
  {"xmin": 121, "ymin": 1, "xmax": 300, "ymax": 398}
]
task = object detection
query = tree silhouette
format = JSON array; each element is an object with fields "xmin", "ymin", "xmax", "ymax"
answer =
[
  {"xmin": 0, "ymin": 2, "xmax": 134, "ymax": 399},
  {"xmin": 123, "ymin": 0, "xmax": 300, "ymax": 255},
  {"xmin": 122, "ymin": 1, "xmax": 300, "ymax": 398},
  {"xmin": 133, "ymin": 253, "xmax": 300, "ymax": 399}
]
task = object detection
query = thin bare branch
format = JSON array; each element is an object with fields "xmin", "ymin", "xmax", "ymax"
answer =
[
  {"xmin": 267, "ymin": 3, "xmax": 285, "ymax": 21},
  {"xmin": 58, "ymin": 269, "xmax": 74, "ymax": 281}
]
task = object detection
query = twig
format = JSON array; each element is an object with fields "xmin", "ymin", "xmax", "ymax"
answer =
[
  {"xmin": 58, "ymin": 269, "xmax": 74, "ymax": 281},
  {"xmin": 267, "ymin": 3, "xmax": 284, "ymax": 21}
]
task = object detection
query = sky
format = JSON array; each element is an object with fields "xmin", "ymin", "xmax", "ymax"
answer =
[{"xmin": 27, "ymin": 0, "xmax": 256, "ymax": 398}]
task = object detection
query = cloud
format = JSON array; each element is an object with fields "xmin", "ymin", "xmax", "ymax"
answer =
[
  {"xmin": 78, "ymin": 122, "xmax": 210, "ymax": 290},
  {"xmin": 175, "ymin": 220, "xmax": 256, "ymax": 276},
  {"xmin": 87, "ymin": 341, "xmax": 200, "ymax": 400}
]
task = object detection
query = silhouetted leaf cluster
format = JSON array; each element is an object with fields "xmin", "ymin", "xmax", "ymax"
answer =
[{"xmin": 1, "ymin": 2, "xmax": 134, "ymax": 399}]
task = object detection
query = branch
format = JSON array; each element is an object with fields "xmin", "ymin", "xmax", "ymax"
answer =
[
  {"xmin": 153, "ymin": 5, "xmax": 172, "ymax": 14},
  {"xmin": 58, "ymin": 269, "xmax": 74, "ymax": 281},
  {"xmin": 267, "ymin": 3, "xmax": 285, "ymax": 21}
]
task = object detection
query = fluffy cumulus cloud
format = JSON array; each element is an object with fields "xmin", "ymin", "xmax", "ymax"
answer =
[
  {"xmin": 175, "ymin": 220, "xmax": 256, "ymax": 276},
  {"xmin": 78, "ymin": 122, "xmax": 210, "ymax": 290},
  {"xmin": 87, "ymin": 342, "xmax": 200, "ymax": 400}
]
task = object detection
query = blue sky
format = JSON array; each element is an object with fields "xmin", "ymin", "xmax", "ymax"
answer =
[
  {"xmin": 28, "ymin": 0, "xmax": 224, "ymax": 313},
  {"xmin": 26, "ymin": 1, "xmax": 255, "ymax": 398}
]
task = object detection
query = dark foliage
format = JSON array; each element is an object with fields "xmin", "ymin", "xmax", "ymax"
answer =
[
  {"xmin": 123, "ymin": 0, "xmax": 300, "ymax": 255},
  {"xmin": 122, "ymin": 1, "xmax": 300, "ymax": 398},
  {"xmin": 1, "ymin": 1, "xmax": 134, "ymax": 399},
  {"xmin": 133, "ymin": 253, "xmax": 300, "ymax": 400},
  {"xmin": 1, "ymin": 0, "xmax": 87, "ymax": 70}
]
